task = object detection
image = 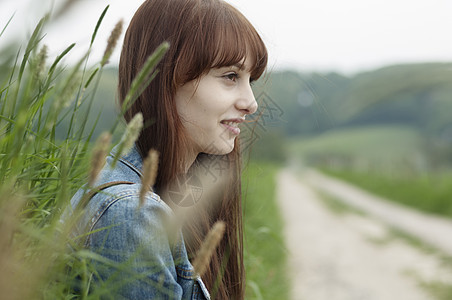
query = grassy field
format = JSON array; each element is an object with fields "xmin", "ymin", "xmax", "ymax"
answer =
[
  {"xmin": 321, "ymin": 168, "xmax": 452, "ymax": 219},
  {"xmin": 242, "ymin": 161, "xmax": 289, "ymax": 300},
  {"xmin": 289, "ymin": 125, "xmax": 424, "ymax": 167}
]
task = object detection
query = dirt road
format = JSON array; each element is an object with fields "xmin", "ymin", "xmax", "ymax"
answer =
[{"xmin": 277, "ymin": 168, "xmax": 452, "ymax": 300}]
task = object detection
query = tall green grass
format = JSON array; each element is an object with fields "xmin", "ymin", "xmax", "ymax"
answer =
[
  {"xmin": 242, "ymin": 161, "xmax": 289, "ymax": 300},
  {"xmin": 0, "ymin": 9, "xmax": 108, "ymax": 298},
  {"xmin": 0, "ymin": 6, "xmax": 168, "ymax": 298}
]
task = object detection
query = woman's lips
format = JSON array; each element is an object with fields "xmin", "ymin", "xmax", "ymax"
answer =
[{"xmin": 220, "ymin": 118, "xmax": 243, "ymax": 135}]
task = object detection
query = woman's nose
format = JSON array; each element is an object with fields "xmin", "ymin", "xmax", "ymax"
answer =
[{"xmin": 235, "ymin": 83, "xmax": 258, "ymax": 115}]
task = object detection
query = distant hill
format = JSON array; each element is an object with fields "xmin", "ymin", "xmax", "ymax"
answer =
[{"xmin": 256, "ymin": 63, "xmax": 452, "ymax": 144}]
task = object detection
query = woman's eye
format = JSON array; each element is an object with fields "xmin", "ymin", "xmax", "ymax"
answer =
[{"xmin": 224, "ymin": 72, "xmax": 238, "ymax": 82}]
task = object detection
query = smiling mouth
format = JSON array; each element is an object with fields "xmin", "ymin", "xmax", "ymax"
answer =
[{"xmin": 220, "ymin": 120, "xmax": 241, "ymax": 135}]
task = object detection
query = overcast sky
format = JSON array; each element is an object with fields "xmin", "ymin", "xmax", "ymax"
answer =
[{"xmin": 2, "ymin": 0, "xmax": 452, "ymax": 74}]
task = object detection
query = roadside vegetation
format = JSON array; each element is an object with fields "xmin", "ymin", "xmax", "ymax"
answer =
[
  {"xmin": 321, "ymin": 167, "xmax": 452, "ymax": 218},
  {"xmin": 242, "ymin": 161, "xmax": 289, "ymax": 300}
]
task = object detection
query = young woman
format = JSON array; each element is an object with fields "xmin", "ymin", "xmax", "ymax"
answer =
[{"xmin": 69, "ymin": 0, "xmax": 267, "ymax": 298}]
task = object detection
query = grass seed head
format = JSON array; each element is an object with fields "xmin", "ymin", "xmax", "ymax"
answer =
[
  {"xmin": 34, "ymin": 44, "xmax": 48, "ymax": 82},
  {"xmin": 89, "ymin": 132, "xmax": 112, "ymax": 187},
  {"xmin": 139, "ymin": 149, "xmax": 159, "ymax": 207},
  {"xmin": 120, "ymin": 112, "xmax": 143, "ymax": 156},
  {"xmin": 110, "ymin": 112, "xmax": 143, "ymax": 169},
  {"xmin": 101, "ymin": 19, "xmax": 123, "ymax": 67},
  {"xmin": 192, "ymin": 221, "xmax": 226, "ymax": 278}
]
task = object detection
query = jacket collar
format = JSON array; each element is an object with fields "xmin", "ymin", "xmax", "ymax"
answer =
[{"xmin": 111, "ymin": 144, "xmax": 144, "ymax": 178}]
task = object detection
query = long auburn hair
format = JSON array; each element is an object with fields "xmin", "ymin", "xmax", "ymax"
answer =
[{"xmin": 118, "ymin": 0, "xmax": 267, "ymax": 298}]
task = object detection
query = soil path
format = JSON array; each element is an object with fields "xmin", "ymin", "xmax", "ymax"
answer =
[
  {"xmin": 277, "ymin": 168, "xmax": 452, "ymax": 300},
  {"xmin": 305, "ymin": 169, "xmax": 452, "ymax": 255}
]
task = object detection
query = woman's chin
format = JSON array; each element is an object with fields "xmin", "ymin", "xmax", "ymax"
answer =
[{"xmin": 203, "ymin": 139, "xmax": 235, "ymax": 155}]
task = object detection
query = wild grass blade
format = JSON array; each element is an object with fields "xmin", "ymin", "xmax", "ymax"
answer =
[
  {"xmin": 84, "ymin": 68, "xmax": 99, "ymax": 89},
  {"xmin": 0, "ymin": 13, "xmax": 15, "ymax": 38},
  {"xmin": 91, "ymin": 5, "xmax": 109, "ymax": 46},
  {"xmin": 47, "ymin": 43, "xmax": 76, "ymax": 83}
]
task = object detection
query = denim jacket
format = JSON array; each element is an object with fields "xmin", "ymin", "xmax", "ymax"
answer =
[{"xmin": 67, "ymin": 145, "xmax": 210, "ymax": 299}]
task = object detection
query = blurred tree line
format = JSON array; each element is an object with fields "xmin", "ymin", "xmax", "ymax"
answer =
[
  {"xmin": 255, "ymin": 63, "xmax": 452, "ymax": 165},
  {"xmin": 262, "ymin": 63, "xmax": 452, "ymax": 140}
]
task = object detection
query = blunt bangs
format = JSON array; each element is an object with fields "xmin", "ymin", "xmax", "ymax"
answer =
[
  {"xmin": 174, "ymin": 0, "xmax": 268, "ymax": 85},
  {"xmin": 210, "ymin": 3, "xmax": 268, "ymax": 81}
]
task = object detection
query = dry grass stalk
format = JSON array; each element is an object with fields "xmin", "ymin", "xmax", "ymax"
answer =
[
  {"xmin": 139, "ymin": 149, "xmax": 159, "ymax": 207},
  {"xmin": 192, "ymin": 221, "xmax": 226, "ymax": 278},
  {"xmin": 89, "ymin": 132, "xmax": 112, "ymax": 187},
  {"xmin": 121, "ymin": 112, "xmax": 143, "ymax": 155},
  {"xmin": 101, "ymin": 19, "xmax": 124, "ymax": 66},
  {"xmin": 110, "ymin": 113, "xmax": 143, "ymax": 168}
]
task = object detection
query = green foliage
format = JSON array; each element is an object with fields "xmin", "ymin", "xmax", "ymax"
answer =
[
  {"xmin": 247, "ymin": 129, "xmax": 287, "ymax": 163},
  {"xmin": 418, "ymin": 278, "xmax": 452, "ymax": 300},
  {"xmin": 242, "ymin": 161, "xmax": 289, "ymax": 300},
  {"xmin": 0, "ymin": 11, "xmax": 105, "ymax": 298},
  {"xmin": 0, "ymin": 7, "xmax": 167, "ymax": 298}
]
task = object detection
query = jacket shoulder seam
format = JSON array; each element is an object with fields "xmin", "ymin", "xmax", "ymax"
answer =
[{"xmin": 85, "ymin": 187, "xmax": 169, "ymax": 246}]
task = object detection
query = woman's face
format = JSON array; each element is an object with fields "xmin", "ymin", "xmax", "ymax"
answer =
[{"xmin": 175, "ymin": 58, "xmax": 258, "ymax": 156}]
